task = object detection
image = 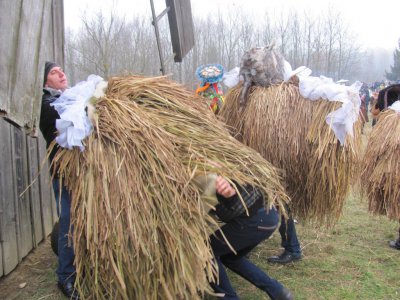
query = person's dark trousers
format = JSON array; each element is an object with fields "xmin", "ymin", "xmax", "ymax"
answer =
[
  {"xmin": 279, "ymin": 211, "xmax": 301, "ymax": 256},
  {"xmin": 210, "ymin": 208, "xmax": 284, "ymax": 300},
  {"xmin": 52, "ymin": 178, "xmax": 76, "ymax": 285}
]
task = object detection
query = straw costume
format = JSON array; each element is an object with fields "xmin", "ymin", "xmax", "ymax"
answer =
[
  {"xmin": 361, "ymin": 107, "xmax": 400, "ymax": 219},
  {"xmin": 220, "ymin": 46, "xmax": 362, "ymax": 226},
  {"xmin": 49, "ymin": 75, "xmax": 289, "ymax": 299},
  {"xmin": 361, "ymin": 85, "xmax": 400, "ymax": 221}
]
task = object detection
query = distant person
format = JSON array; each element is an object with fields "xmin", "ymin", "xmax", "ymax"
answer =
[
  {"xmin": 40, "ymin": 61, "xmax": 79, "ymax": 299},
  {"xmin": 210, "ymin": 176, "xmax": 294, "ymax": 300},
  {"xmin": 371, "ymin": 84, "xmax": 400, "ymax": 121},
  {"xmin": 195, "ymin": 64, "xmax": 225, "ymax": 114},
  {"xmin": 369, "ymin": 92, "xmax": 379, "ymax": 126},
  {"xmin": 359, "ymin": 83, "xmax": 370, "ymax": 125}
]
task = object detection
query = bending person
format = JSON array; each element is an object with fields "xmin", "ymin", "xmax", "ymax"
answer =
[{"xmin": 209, "ymin": 176, "xmax": 293, "ymax": 300}]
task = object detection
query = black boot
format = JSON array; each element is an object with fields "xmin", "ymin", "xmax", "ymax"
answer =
[
  {"xmin": 267, "ymin": 251, "xmax": 302, "ymax": 264},
  {"xmin": 276, "ymin": 287, "xmax": 294, "ymax": 300},
  {"xmin": 58, "ymin": 281, "xmax": 80, "ymax": 299},
  {"xmin": 389, "ymin": 227, "xmax": 400, "ymax": 250},
  {"xmin": 389, "ymin": 239, "xmax": 400, "ymax": 250}
]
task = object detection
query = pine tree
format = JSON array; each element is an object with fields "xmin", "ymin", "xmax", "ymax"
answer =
[{"xmin": 386, "ymin": 39, "xmax": 400, "ymax": 81}]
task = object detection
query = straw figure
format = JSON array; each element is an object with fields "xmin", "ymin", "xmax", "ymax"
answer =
[
  {"xmin": 220, "ymin": 73, "xmax": 362, "ymax": 226},
  {"xmin": 50, "ymin": 75, "xmax": 289, "ymax": 299},
  {"xmin": 361, "ymin": 106, "xmax": 400, "ymax": 220}
]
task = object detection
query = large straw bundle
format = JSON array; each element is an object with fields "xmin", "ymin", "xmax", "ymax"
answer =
[
  {"xmin": 52, "ymin": 76, "xmax": 288, "ymax": 299},
  {"xmin": 220, "ymin": 82, "xmax": 361, "ymax": 226},
  {"xmin": 361, "ymin": 109, "xmax": 400, "ymax": 220}
]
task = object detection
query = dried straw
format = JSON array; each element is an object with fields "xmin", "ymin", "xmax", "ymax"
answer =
[
  {"xmin": 361, "ymin": 110, "xmax": 400, "ymax": 220},
  {"xmin": 52, "ymin": 75, "xmax": 288, "ymax": 299},
  {"xmin": 220, "ymin": 82, "xmax": 361, "ymax": 226}
]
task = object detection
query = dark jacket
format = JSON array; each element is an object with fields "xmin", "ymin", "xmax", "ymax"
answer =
[
  {"xmin": 39, "ymin": 88, "xmax": 62, "ymax": 170},
  {"xmin": 215, "ymin": 184, "xmax": 264, "ymax": 223}
]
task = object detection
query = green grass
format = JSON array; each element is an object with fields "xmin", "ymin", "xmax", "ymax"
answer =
[{"xmin": 227, "ymin": 191, "xmax": 400, "ymax": 300}]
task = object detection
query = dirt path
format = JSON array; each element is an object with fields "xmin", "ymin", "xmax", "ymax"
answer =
[{"xmin": 0, "ymin": 238, "xmax": 64, "ymax": 300}]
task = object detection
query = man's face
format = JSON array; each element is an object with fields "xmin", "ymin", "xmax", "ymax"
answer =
[{"xmin": 45, "ymin": 66, "xmax": 68, "ymax": 91}]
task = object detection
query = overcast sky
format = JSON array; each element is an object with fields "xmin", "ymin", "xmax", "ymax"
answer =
[{"xmin": 64, "ymin": 0, "xmax": 400, "ymax": 50}]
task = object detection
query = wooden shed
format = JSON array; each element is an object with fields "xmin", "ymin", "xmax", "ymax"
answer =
[{"xmin": 0, "ymin": 0, "xmax": 64, "ymax": 277}]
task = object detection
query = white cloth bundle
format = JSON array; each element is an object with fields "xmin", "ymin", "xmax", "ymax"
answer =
[
  {"xmin": 298, "ymin": 74, "xmax": 361, "ymax": 145},
  {"xmin": 51, "ymin": 75, "xmax": 106, "ymax": 151},
  {"xmin": 222, "ymin": 67, "xmax": 241, "ymax": 88},
  {"xmin": 389, "ymin": 100, "xmax": 400, "ymax": 112}
]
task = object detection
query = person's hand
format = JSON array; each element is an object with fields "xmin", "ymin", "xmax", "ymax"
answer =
[{"xmin": 216, "ymin": 176, "xmax": 237, "ymax": 198}]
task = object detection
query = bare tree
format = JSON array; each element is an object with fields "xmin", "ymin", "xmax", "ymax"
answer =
[{"xmin": 64, "ymin": 5, "xmax": 377, "ymax": 88}]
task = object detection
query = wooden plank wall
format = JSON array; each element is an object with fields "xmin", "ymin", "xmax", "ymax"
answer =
[
  {"xmin": 0, "ymin": 0, "xmax": 64, "ymax": 131},
  {"xmin": 0, "ymin": 121, "xmax": 18, "ymax": 276},
  {"xmin": 0, "ymin": 120, "xmax": 58, "ymax": 277},
  {"xmin": 0, "ymin": 0, "xmax": 64, "ymax": 277}
]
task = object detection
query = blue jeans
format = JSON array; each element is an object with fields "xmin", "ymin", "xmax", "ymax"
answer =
[
  {"xmin": 52, "ymin": 178, "xmax": 76, "ymax": 284},
  {"xmin": 279, "ymin": 212, "xmax": 301, "ymax": 256},
  {"xmin": 210, "ymin": 208, "xmax": 284, "ymax": 300}
]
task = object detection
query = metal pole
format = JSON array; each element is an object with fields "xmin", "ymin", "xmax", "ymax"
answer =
[{"xmin": 149, "ymin": 0, "xmax": 166, "ymax": 75}]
